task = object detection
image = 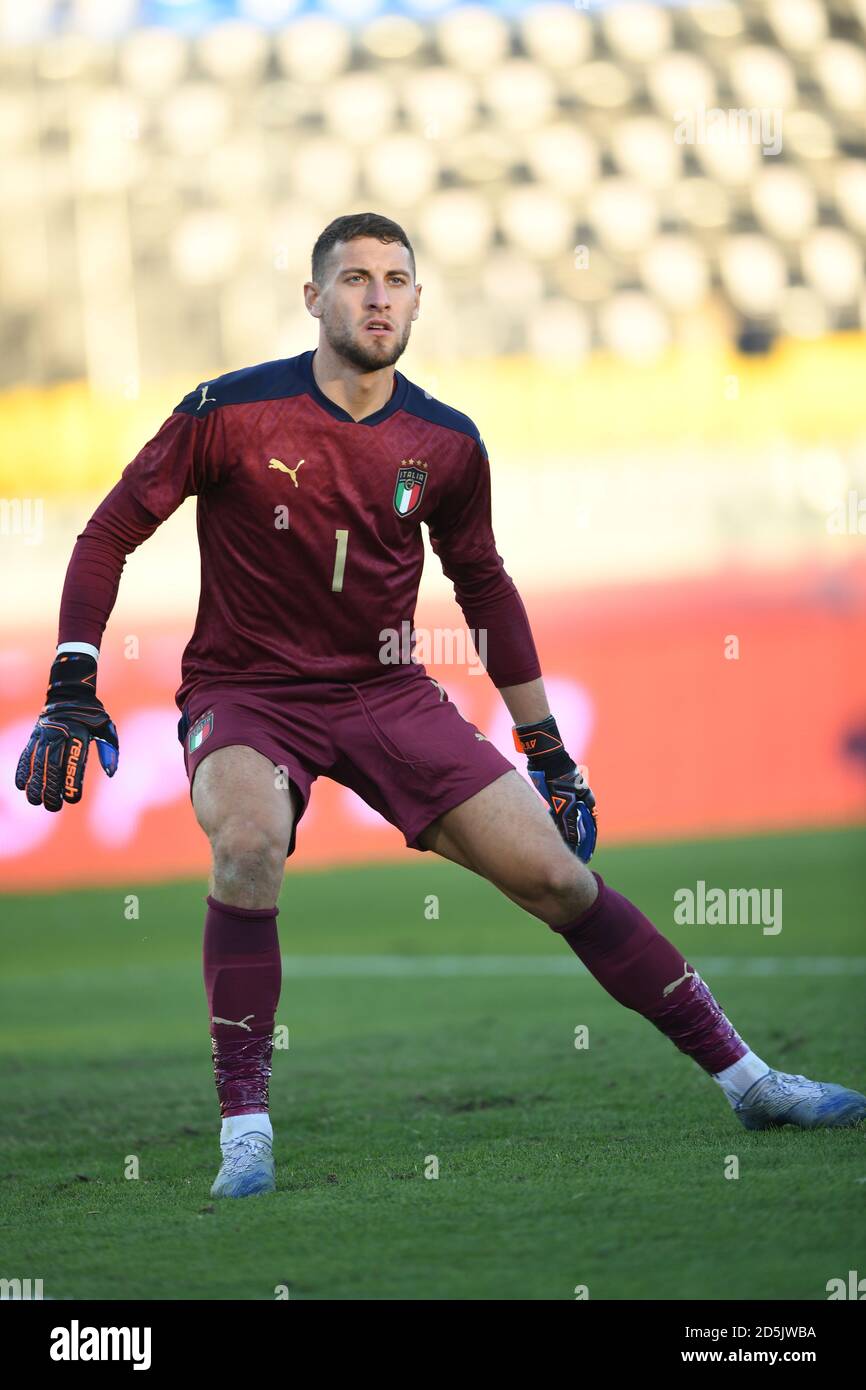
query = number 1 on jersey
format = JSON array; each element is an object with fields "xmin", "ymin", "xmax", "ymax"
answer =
[{"xmin": 332, "ymin": 528, "xmax": 349, "ymax": 592}]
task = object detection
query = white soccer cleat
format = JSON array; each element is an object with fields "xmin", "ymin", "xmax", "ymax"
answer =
[
  {"xmin": 210, "ymin": 1133, "xmax": 276, "ymax": 1198},
  {"xmin": 735, "ymin": 1068, "xmax": 866, "ymax": 1131}
]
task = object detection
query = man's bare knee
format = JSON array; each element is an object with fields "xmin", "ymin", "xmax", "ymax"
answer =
[
  {"xmin": 191, "ymin": 745, "xmax": 294, "ymax": 908},
  {"xmin": 515, "ymin": 852, "xmax": 597, "ymax": 924},
  {"xmin": 211, "ymin": 819, "xmax": 285, "ymax": 907}
]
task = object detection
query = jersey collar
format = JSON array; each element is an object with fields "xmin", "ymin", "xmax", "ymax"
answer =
[{"xmin": 301, "ymin": 348, "xmax": 408, "ymax": 426}]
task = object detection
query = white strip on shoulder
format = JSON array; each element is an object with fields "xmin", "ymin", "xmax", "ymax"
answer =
[{"xmin": 56, "ymin": 642, "xmax": 100, "ymax": 660}]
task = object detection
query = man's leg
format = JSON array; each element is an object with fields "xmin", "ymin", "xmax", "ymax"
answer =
[
  {"xmin": 420, "ymin": 768, "xmax": 594, "ymax": 921},
  {"xmin": 419, "ymin": 771, "xmax": 866, "ymax": 1129},
  {"xmin": 192, "ymin": 745, "xmax": 300, "ymax": 1195}
]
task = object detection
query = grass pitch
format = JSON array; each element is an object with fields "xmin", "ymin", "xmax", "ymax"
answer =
[{"xmin": 1, "ymin": 826, "xmax": 864, "ymax": 1301}]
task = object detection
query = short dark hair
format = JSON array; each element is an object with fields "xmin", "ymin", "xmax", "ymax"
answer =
[{"xmin": 311, "ymin": 212, "xmax": 416, "ymax": 286}]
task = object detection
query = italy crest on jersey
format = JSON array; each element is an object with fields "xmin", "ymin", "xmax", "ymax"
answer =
[{"xmin": 393, "ymin": 460, "xmax": 428, "ymax": 517}]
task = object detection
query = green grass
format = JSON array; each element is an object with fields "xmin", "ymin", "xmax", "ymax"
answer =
[{"xmin": 1, "ymin": 825, "xmax": 864, "ymax": 1301}]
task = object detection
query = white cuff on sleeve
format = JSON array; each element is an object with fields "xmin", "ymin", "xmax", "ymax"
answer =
[{"xmin": 56, "ymin": 642, "xmax": 100, "ymax": 660}]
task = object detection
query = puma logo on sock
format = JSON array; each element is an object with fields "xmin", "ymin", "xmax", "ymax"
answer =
[
  {"xmin": 212, "ymin": 1014, "xmax": 255, "ymax": 1031},
  {"xmin": 662, "ymin": 967, "xmax": 696, "ymax": 997}
]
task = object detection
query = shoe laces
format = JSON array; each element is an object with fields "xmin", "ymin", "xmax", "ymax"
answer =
[
  {"xmin": 769, "ymin": 1071, "xmax": 818, "ymax": 1095},
  {"xmin": 750, "ymin": 1070, "xmax": 822, "ymax": 1112},
  {"xmin": 219, "ymin": 1135, "xmax": 272, "ymax": 1172}
]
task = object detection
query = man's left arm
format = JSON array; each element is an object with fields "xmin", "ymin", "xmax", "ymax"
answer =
[
  {"xmin": 500, "ymin": 678, "xmax": 598, "ymax": 864},
  {"xmin": 426, "ymin": 439, "xmax": 598, "ymax": 862}
]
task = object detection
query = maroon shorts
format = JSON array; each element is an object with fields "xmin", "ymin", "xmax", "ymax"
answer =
[{"xmin": 178, "ymin": 666, "xmax": 514, "ymax": 857}]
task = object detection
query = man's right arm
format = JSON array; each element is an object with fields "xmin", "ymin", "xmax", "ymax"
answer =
[
  {"xmin": 57, "ymin": 479, "xmax": 173, "ymax": 653},
  {"xmin": 59, "ymin": 402, "xmax": 221, "ymax": 652},
  {"xmin": 16, "ymin": 396, "xmax": 221, "ymax": 811}
]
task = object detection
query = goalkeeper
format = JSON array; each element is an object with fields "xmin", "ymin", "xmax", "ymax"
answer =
[{"xmin": 16, "ymin": 212, "xmax": 865, "ymax": 1200}]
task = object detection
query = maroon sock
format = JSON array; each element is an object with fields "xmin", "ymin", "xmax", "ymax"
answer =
[
  {"xmin": 203, "ymin": 895, "xmax": 282, "ymax": 1118},
  {"xmin": 551, "ymin": 873, "xmax": 746, "ymax": 1074}
]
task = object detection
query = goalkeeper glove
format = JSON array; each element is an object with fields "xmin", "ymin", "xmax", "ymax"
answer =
[
  {"xmin": 512, "ymin": 714, "xmax": 597, "ymax": 863},
  {"xmin": 15, "ymin": 652, "xmax": 119, "ymax": 812}
]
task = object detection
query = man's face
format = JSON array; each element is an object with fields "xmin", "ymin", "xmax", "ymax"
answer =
[{"xmin": 308, "ymin": 237, "xmax": 420, "ymax": 371}]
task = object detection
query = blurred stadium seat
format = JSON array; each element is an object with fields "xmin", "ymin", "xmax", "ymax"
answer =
[{"xmin": 0, "ymin": 0, "xmax": 864, "ymax": 375}]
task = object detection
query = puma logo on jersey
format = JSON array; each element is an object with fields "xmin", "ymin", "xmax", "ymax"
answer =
[
  {"xmin": 662, "ymin": 967, "xmax": 696, "ymax": 997},
  {"xmin": 197, "ymin": 384, "xmax": 216, "ymax": 410},
  {"xmin": 269, "ymin": 458, "xmax": 304, "ymax": 487},
  {"xmin": 212, "ymin": 1014, "xmax": 255, "ymax": 1031}
]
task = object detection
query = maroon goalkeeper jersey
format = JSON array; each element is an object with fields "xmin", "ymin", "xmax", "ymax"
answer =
[{"xmin": 58, "ymin": 349, "xmax": 542, "ymax": 708}]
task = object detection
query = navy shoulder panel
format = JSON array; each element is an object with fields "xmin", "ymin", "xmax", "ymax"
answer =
[
  {"xmin": 173, "ymin": 355, "xmax": 306, "ymax": 416},
  {"xmin": 401, "ymin": 378, "xmax": 485, "ymax": 455}
]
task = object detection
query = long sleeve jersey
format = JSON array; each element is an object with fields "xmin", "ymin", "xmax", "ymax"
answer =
[{"xmin": 58, "ymin": 348, "xmax": 542, "ymax": 709}]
